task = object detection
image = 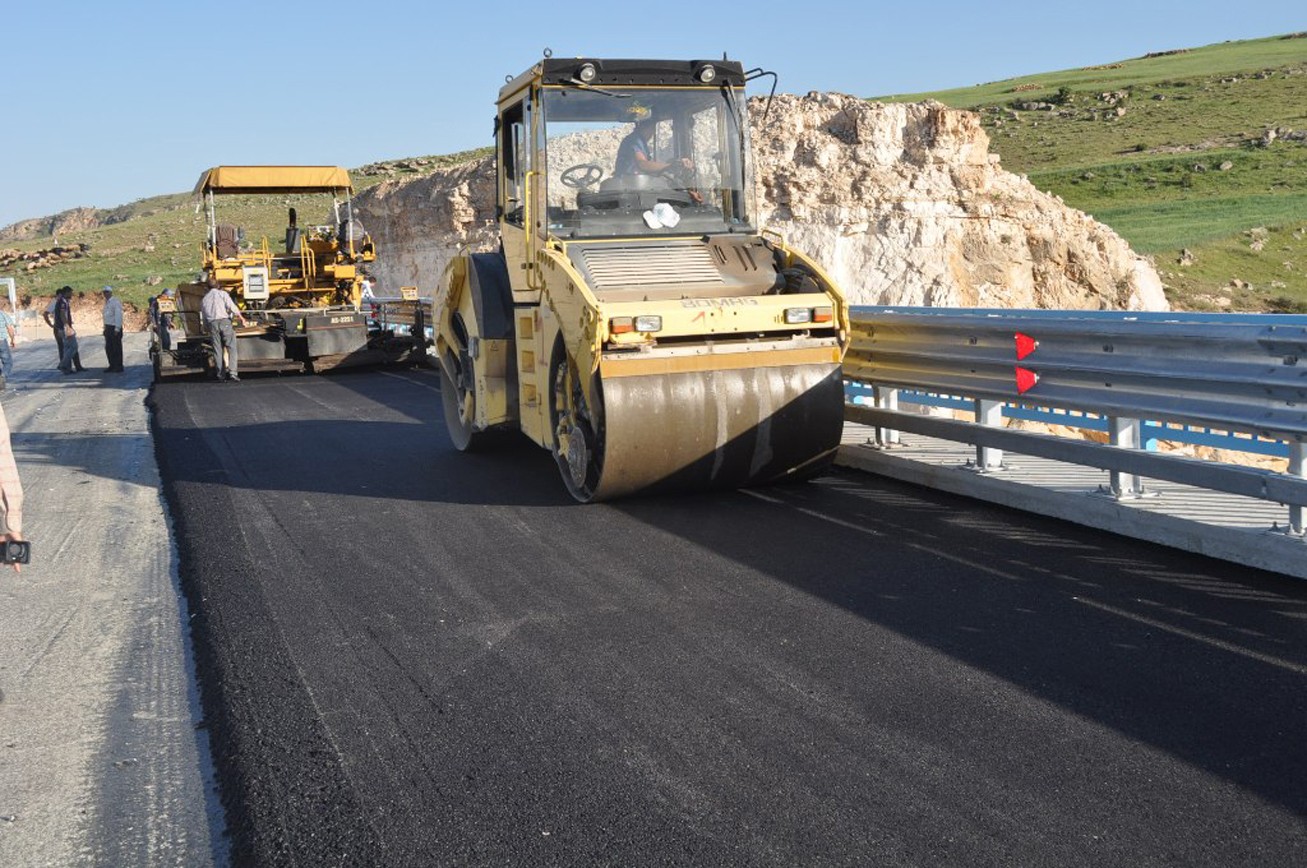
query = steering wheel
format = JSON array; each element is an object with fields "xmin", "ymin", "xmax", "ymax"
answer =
[
  {"xmin": 560, "ymin": 163, "xmax": 604, "ymax": 189},
  {"xmin": 655, "ymin": 159, "xmax": 690, "ymax": 182},
  {"xmin": 660, "ymin": 160, "xmax": 703, "ymax": 204}
]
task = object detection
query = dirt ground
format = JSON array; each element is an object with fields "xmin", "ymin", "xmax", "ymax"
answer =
[{"xmin": 22, "ymin": 293, "xmax": 150, "ymax": 331}]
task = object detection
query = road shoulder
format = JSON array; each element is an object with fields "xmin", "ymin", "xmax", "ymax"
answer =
[{"xmin": 0, "ymin": 332, "xmax": 222, "ymax": 866}]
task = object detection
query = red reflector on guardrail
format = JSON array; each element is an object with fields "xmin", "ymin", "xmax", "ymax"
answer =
[
  {"xmin": 1015, "ymin": 366, "xmax": 1039, "ymax": 395},
  {"xmin": 1015, "ymin": 332, "xmax": 1038, "ymax": 360}
]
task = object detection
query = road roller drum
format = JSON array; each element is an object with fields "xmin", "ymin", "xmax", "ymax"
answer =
[{"xmin": 553, "ymin": 363, "xmax": 845, "ymax": 502}]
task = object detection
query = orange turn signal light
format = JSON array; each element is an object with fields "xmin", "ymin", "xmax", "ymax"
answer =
[{"xmin": 610, "ymin": 315, "xmax": 662, "ymax": 335}]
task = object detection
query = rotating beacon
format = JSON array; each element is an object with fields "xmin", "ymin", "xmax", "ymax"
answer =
[{"xmin": 435, "ymin": 55, "xmax": 851, "ymax": 501}]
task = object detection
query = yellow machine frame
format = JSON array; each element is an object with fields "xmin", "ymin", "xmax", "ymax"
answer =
[
  {"xmin": 434, "ymin": 58, "xmax": 850, "ymax": 501},
  {"xmin": 153, "ymin": 165, "xmax": 406, "ymax": 379},
  {"xmin": 183, "ymin": 165, "xmax": 375, "ymax": 334}
]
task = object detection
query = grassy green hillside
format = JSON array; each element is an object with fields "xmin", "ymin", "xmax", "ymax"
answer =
[{"xmin": 879, "ymin": 33, "xmax": 1307, "ymax": 311}]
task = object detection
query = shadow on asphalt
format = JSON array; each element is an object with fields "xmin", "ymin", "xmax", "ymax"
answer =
[
  {"xmin": 150, "ymin": 365, "xmax": 572, "ymax": 508},
  {"xmin": 610, "ymin": 474, "xmax": 1307, "ymax": 816}
]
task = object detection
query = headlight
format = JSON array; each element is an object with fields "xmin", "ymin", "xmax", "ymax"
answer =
[
  {"xmin": 696, "ymin": 64, "xmax": 716, "ymax": 84},
  {"xmin": 611, "ymin": 315, "xmax": 662, "ymax": 334},
  {"xmin": 577, "ymin": 62, "xmax": 597, "ymax": 83},
  {"xmin": 784, "ymin": 308, "xmax": 813, "ymax": 324}
]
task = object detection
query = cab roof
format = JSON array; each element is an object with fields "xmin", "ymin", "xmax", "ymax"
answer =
[
  {"xmin": 539, "ymin": 58, "xmax": 745, "ymax": 87},
  {"xmin": 193, "ymin": 166, "xmax": 354, "ymax": 195},
  {"xmin": 501, "ymin": 57, "xmax": 747, "ymax": 101}
]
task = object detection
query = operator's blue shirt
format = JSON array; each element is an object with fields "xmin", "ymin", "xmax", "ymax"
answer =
[{"xmin": 614, "ymin": 131, "xmax": 652, "ymax": 176}]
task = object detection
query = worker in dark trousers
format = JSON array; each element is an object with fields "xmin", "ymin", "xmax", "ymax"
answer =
[
  {"xmin": 54, "ymin": 286, "xmax": 85, "ymax": 374},
  {"xmin": 200, "ymin": 277, "xmax": 248, "ymax": 381},
  {"xmin": 101, "ymin": 286, "xmax": 124, "ymax": 373}
]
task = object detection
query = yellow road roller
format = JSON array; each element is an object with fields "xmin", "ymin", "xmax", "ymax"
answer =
[{"xmin": 435, "ymin": 56, "xmax": 850, "ymax": 501}]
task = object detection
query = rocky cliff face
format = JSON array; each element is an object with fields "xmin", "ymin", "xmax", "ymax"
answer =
[
  {"xmin": 0, "ymin": 207, "xmax": 103, "ymax": 243},
  {"xmin": 355, "ymin": 160, "xmax": 498, "ymax": 293},
  {"xmin": 354, "ymin": 93, "xmax": 1166, "ymax": 311}
]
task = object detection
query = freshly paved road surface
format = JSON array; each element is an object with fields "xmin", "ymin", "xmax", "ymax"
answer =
[{"xmin": 152, "ymin": 366, "xmax": 1307, "ymax": 865}]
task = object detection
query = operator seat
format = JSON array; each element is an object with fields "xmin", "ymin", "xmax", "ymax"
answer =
[
  {"xmin": 215, "ymin": 224, "xmax": 239, "ymax": 259},
  {"xmin": 337, "ymin": 217, "xmax": 367, "ymax": 247}
]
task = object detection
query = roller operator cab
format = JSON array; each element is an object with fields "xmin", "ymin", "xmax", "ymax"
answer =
[{"xmin": 435, "ymin": 57, "xmax": 850, "ymax": 502}]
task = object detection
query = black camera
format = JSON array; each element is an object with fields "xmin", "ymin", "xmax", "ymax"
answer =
[{"xmin": 2, "ymin": 540, "xmax": 30, "ymax": 565}]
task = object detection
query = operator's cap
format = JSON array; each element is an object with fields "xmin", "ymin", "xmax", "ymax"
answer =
[{"xmin": 101, "ymin": 285, "xmax": 113, "ymax": 294}]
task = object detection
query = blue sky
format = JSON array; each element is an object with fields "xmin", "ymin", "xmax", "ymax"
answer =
[{"xmin": 2, "ymin": 0, "xmax": 1303, "ymax": 229}]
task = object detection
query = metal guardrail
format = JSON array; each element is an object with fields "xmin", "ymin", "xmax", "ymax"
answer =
[
  {"xmin": 842, "ymin": 307, "xmax": 1307, "ymax": 536},
  {"xmin": 875, "ymin": 390, "xmax": 1295, "ymax": 457}
]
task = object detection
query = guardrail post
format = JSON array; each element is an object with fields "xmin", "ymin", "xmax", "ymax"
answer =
[
  {"xmin": 1291, "ymin": 441, "xmax": 1305, "ymax": 536},
  {"xmin": 971, "ymin": 399, "xmax": 1004, "ymax": 472},
  {"xmin": 874, "ymin": 386, "xmax": 900, "ymax": 447},
  {"xmin": 1107, "ymin": 416, "xmax": 1147, "ymax": 499}
]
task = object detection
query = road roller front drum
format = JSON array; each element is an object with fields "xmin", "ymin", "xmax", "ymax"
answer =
[
  {"xmin": 549, "ymin": 341, "xmax": 605, "ymax": 501},
  {"xmin": 441, "ymin": 312, "xmax": 481, "ymax": 452}
]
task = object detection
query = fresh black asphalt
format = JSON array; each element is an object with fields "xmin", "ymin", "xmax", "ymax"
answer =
[{"xmin": 149, "ymin": 367, "xmax": 1307, "ymax": 866}]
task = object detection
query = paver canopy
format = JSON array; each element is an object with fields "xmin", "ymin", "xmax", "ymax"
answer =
[{"xmin": 192, "ymin": 165, "xmax": 353, "ymax": 196}]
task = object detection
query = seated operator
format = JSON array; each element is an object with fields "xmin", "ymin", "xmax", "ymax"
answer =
[
  {"xmin": 615, "ymin": 116, "xmax": 694, "ymax": 176},
  {"xmin": 615, "ymin": 116, "xmax": 702, "ymax": 204}
]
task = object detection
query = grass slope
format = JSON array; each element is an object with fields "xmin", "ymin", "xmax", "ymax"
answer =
[{"xmin": 878, "ymin": 33, "xmax": 1307, "ymax": 311}]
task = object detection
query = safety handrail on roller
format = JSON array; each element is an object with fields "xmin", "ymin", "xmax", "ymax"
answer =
[{"xmin": 524, "ymin": 170, "xmax": 543, "ymax": 291}]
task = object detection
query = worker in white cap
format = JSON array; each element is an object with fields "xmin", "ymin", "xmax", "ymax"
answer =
[{"xmin": 101, "ymin": 286, "xmax": 124, "ymax": 373}]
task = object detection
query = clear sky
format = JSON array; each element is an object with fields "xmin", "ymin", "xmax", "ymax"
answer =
[{"xmin": 2, "ymin": 0, "xmax": 1303, "ymax": 229}]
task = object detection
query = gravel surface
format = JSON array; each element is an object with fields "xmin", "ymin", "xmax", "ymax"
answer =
[{"xmin": 0, "ymin": 333, "xmax": 222, "ymax": 867}]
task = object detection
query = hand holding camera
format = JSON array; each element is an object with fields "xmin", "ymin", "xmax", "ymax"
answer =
[{"xmin": 3, "ymin": 536, "xmax": 30, "ymax": 572}]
